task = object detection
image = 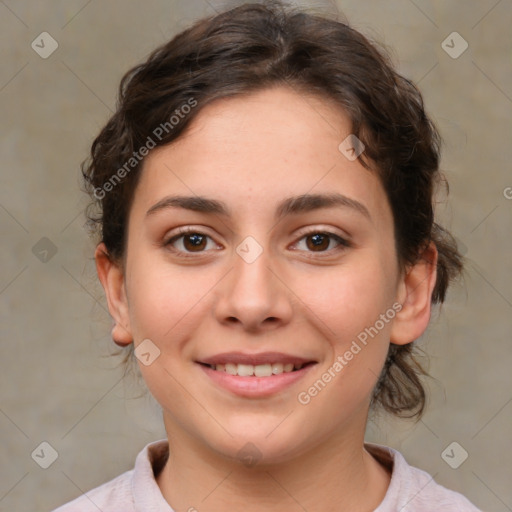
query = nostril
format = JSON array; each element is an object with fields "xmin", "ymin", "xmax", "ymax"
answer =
[{"xmin": 223, "ymin": 316, "xmax": 279, "ymax": 329}]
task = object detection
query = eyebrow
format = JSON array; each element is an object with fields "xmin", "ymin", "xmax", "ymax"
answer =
[{"xmin": 146, "ymin": 192, "xmax": 371, "ymax": 221}]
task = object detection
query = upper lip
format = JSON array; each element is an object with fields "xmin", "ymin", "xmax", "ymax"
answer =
[{"xmin": 198, "ymin": 352, "xmax": 317, "ymax": 366}]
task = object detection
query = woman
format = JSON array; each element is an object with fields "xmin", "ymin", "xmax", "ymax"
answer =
[{"xmin": 55, "ymin": 2, "xmax": 481, "ymax": 510}]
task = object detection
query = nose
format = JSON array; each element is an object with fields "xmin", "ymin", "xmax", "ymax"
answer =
[{"xmin": 213, "ymin": 245, "xmax": 293, "ymax": 333}]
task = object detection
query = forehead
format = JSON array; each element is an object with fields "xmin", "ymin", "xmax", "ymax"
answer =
[{"xmin": 132, "ymin": 86, "xmax": 391, "ymax": 225}]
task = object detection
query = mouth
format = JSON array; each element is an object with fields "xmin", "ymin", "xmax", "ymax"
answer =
[
  {"xmin": 197, "ymin": 351, "xmax": 317, "ymax": 377},
  {"xmin": 196, "ymin": 352, "xmax": 317, "ymax": 397},
  {"xmin": 198, "ymin": 361, "xmax": 315, "ymax": 377}
]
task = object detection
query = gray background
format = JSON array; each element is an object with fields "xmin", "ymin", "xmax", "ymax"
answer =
[{"xmin": 1, "ymin": 1, "xmax": 511, "ymax": 510}]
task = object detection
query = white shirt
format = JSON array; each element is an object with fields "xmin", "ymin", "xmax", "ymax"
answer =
[{"xmin": 53, "ymin": 440, "xmax": 482, "ymax": 511}]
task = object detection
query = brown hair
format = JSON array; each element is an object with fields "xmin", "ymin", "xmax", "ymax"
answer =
[{"xmin": 83, "ymin": 1, "xmax": 463, "ymax": 419}]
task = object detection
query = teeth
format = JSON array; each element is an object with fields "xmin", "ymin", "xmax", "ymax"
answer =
[
  {"xmin": 211, "ymin": 362, "xmax": 305, "ymax": 377},
  {"xmin": 237, "ymin": 364, "xmax": 254, "ymax": 377},
  {"xmin": 254, "ymin": 364, "xmax": 272, "ymax": 377},
  {"xmin": 225, "ymin": 363, "xmax": 237, "ymax": 375},
  {"xmin": 271, "ymin": 363, "xmax": 283, "ymax": 375}
]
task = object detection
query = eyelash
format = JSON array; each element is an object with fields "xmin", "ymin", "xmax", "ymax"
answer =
[{"xmin": 164, "ymin": 227, "xmax": 351, "ymax": 258}]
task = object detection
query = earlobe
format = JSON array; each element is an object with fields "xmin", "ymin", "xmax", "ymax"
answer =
[
  {"xmin": 390, "ymin": 242, "xmax": 438, "ymax": 346},
  {"xmin": 94, "ymin": 243, "xmax": 133, "ymax": 347}
]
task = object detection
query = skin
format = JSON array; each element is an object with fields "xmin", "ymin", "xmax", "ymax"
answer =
[{"xmin": 96, "ymin": 86, "xmax": 437, "ymax": 512}]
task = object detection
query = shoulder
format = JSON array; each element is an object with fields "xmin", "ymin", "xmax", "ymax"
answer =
[
  {"xmin": 52, "ymin": 439, "xmax": 171, "ymax": 512},
  {"xmin": 52, "ymin": 470, "xmax": 134, "ymax": 512},
  {"xmin": 365, "ymin": 443, "xmax": 483, "ymax": 512}
]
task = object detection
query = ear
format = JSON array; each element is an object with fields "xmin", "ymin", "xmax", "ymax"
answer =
[
  {"xmin": 390, "ymin": 242, "xmax": 438, "ymax": 345},
  {"xmin": 95, "ymin": 243, "xmax": 133, "ymax": 347}
]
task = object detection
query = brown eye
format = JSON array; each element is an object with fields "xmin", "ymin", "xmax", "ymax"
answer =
[
  {"xmin": 294, "ymin": 231, "xmax": 350, "ymax": 254},
  {"xmin": 306, "ymin": 233, "xmax": 331, "ymax": 251},
  {"xmin": 166, "ymin": 231, "xmax": 219, "ymax": 254},
  {"xmin": 182, "ymin": 233, "xmax": 207, "ymax": 251}
]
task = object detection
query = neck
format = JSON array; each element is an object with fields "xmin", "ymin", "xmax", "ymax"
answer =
[{"xmin": 156, "ymin": 418, "xmax": 391, "ymax": 512}]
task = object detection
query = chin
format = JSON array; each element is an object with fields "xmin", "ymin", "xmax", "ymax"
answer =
[{"xmin": 204, "ymin": 421, "xmax": 314, "ymax": 467}]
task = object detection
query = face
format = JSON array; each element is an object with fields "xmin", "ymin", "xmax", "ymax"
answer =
[{"xmin": 104, "ymin": 87, "xmax": 417, "ymax": 464}]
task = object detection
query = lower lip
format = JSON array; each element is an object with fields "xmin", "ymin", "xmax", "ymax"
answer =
[{"xmin": 198, "ymin": 363, "xmax": 316, "ymax": 398}]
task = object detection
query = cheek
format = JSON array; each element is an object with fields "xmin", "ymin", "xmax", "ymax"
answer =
[
  {"xmin": 291, "ymin": 259, "xmax": 396, "ymax": 401},
  {"xmin": 126, "ymin": 259, "xmax": 217, "ymax": 344},
  {"xmin": 125, "ymin": 263, "xmax": 215, "ymax": 396},
  {"xmin": 293, "ymin": 261, "xmax": 395, "ymax": 342}
]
